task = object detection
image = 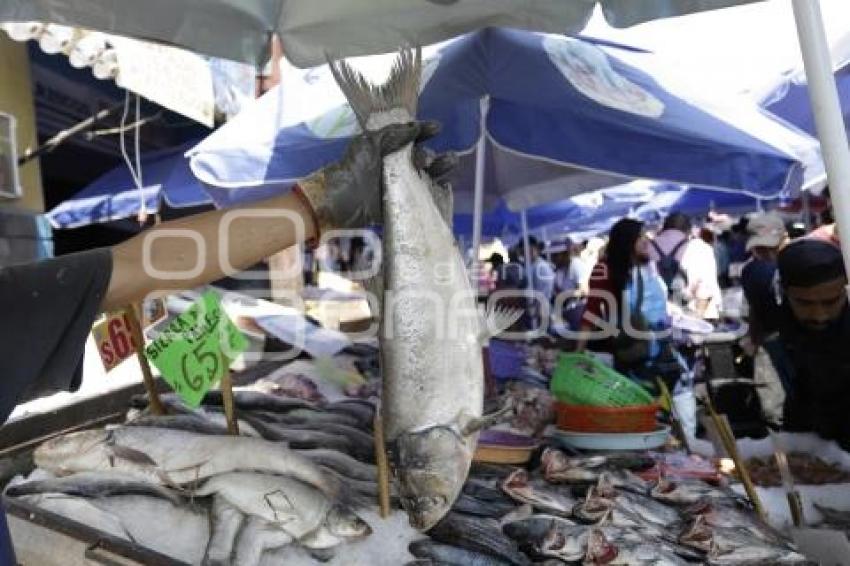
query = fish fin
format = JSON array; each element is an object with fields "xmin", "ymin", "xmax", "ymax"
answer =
[
  {"xmin": 307, "ymin": 547, "xmax": 336, "ymax": 563},
  {"xmin": 428, "ymin": 180, "xmax": 453, "ymax": 229},
  {"xmin": 478, "ymin": 305, "xmax": 524, "ymax": 345},
  {"xmin": 110, "ymin": 443, "xmax": 158, "ymax": 468},
  {"xmin": 363, "ymin": 269, "xmax": 384, "ymax": 320},
  {"xmin": 327, "ymin": 46, "xmax": 422, "ymax": 128},
  {"xmin": 458, "ymin": 403, "xmax": 513, "ymax": 437}
]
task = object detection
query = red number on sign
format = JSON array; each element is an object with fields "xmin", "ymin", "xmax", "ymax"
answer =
[
  {"xmin": 122, "ymin": 314, "xmax": 138, "ymax": 349},
  {"xmin": 100, "ymin": 340, "xmax": 115, "ymax": 367},
  {"xmin": 109, "ymin": 318, "xmax": 132, "ymax": 359}
]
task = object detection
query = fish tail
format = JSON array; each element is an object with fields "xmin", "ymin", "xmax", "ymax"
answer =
[{"xmin": 328, "ymin": 46, "xmax": 422, "ymax": 128}]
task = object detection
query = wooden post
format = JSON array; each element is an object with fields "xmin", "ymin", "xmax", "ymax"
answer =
[
  {"xmin": 706, "ymin": 398, "xmax": 765, "ymax": 520},
  {"xmin": 123, "ymin": 305, "xmax": 164, "ymax": 415},
  {"xmin": 656, "ymin": 378, "xmax": 691, "ymax": 455},
  {"xmin": 220, "ymin": 353, "xmax": 239, "ymax": 435},
  {"xmin": 373, "ymin": 414, "xmax": 391, "ymax": 518}
]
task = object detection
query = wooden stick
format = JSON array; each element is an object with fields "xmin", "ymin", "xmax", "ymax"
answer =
[
  {"xmin": 373, "ymin": 414, "xmax": 391, "ymax": 518},
  {"xmin": 123, "ymin": 305, "xmax": 164, "ymax": 415},
  {"xmin": 220, "ymin": 353, "xmax": 239, "ymax": 435},
  {"xmin": 656, "ymin": 377, "xmax": 691, "ymax": 454},
  {"xmin": 705, "ymin": 398, "xmax": 765, "ymax": 520}
]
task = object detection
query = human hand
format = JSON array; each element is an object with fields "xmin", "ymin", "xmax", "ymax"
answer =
[{"xmin": 298, "ymin": 120, "xmax": 455, "ymax": 233}]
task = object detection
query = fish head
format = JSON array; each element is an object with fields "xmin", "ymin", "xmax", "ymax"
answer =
[
  {"xmin": 573, "ymin": 489, "xmax": 614, "ymax": 523},
  {"xmin": 541, "ymin": 525, "xmax": 588, "ymax": 562},
  {"xmin": 325, "ymin": 505, "xmax": 372, "ymax": 540},
  {"xmin": 584, "ymin": 528, "xmax": 619, "ymax": 564},
  {"xmin": 34, "ymin": 429, "xmax": 110, "ymax": 473},
  {"xmin": 502, "ymin": 517, "xmax": 552, "ymax": 545},
  {"xmin": 541, "ymin": 448, "xmax": 567, "ymax": 474},
  {"xmin": 679, "ymin": 516, "xmax": 714, "ymax": 553},
  {"xmin": 595, "ymin": 472, "xmax": 619, "ymax": 498},
  {"xmin": 394, "ymin": 426, "xmax": 471, "ymax": 530}
]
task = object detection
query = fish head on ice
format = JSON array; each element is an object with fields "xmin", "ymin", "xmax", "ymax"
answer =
[
  {"xmin": 540, "ymin": 525, "xmax": 589, "ymax": 562},
  {"xmin": 678, "ymin": 516, "xmax": 714, "ymax": 553},
  {"xmin": 394, "ymin": 425, "xmax": 470, "ymax": 530},
  {"xmin": 34, "ymin": 429, "xmax": 110, "ymax": 473},
  {"xmin": 584, "ymin": 528, "xmax": 619, "ymax": 564},
  {"xmin": 325, "ymin": 505, "xmax": 372, "ymax": 540}
]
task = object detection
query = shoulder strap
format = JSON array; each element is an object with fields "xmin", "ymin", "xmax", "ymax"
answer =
[
  {"xmin": 634, "ymin": 267, "xmax": 644, "ymax": 313},
  {"xmin": 670, "ymin": 237, "xmax": 689, "ymax": 257},
  {"xmin": 649, "ymin": 238, "xmax": 665, "ymax": 257}
]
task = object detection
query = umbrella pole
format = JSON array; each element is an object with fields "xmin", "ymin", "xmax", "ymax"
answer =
[
  {"xmin": 520, "ymin": 209, "xmax": 535, "ymax": 329},
  {"xmin": 792, "ymin": 0, "xmax": 850, "ymax": 276},
  {"xmin": 471, "ymin": 97, "xmax": 489, "ymax": 277}
]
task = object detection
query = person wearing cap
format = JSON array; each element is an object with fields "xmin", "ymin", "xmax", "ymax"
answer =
[
  {"xmin": 741, "ymin": 213, "xmax": 787, "ymax": 345},
  {"xmin": 740, "ymin": 213, "xmax": 791, "ymax": 424},
  {"xmin": 776, "ymin": 238, "xmax": 850, "ymax": 448}
]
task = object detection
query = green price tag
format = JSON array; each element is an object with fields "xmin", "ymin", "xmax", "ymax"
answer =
[{"xmin": 145, "ymin": 292, "xmax": 248, "ymax": 407}]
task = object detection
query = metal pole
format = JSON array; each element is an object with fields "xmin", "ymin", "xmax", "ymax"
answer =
[
  {"xmin": 792, "ymin": 0, "xmax": 850, "ymax": 274},
  {"xmin": 18, "ymin": 103, "xmax": 123, "ymax": 165},
  {"xmin": 520, "ymin": 209, "xmax": 535, "ymax": 332},
  {"xmin": 521, "ymin": 209, "xmax": 533, "ymax": 293},
  {"xmin": 471, "ymin": 96, "xmax": 489, "ymax": 269}
]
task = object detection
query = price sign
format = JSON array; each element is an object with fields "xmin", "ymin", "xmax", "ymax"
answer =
[
  {"xmin": 144, "ymin": 292, "xmax": 248, "ymax": 407},
  {"xmin": 92, "ymin": 312, "xmax": 137, "ymax": 372}
]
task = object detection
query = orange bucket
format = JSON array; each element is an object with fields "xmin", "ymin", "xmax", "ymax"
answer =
[{"xmin": 555, "ymin": 401, "xmax": 658, "ymax": 433}]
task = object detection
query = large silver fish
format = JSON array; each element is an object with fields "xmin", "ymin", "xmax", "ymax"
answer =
[
  {"xmin": 328, "ymin": 48, "xmax": 519, "ymax": 530},
  {"xmin": 34, "ymin": 426, "xmax": 342, "ymax": 499}
]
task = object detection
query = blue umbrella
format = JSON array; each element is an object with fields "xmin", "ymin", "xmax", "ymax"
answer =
[
  {"xmin": 47, "ymin": 142, "xmax": 211, "ymax": 229},
  {"xmin": 761, "ymin": 56, "xmax": 850, "ymax": 139},
  {"xmin": 631, "ymin": 184, "xmax": 766, "ymax": 222},
  {"xmin": 520, "ymin": 181, "xmax": 660, "ymax": 238},
  {"xmin": 189, "ymin": 28, "xmax": 813, "ymax": 216}
]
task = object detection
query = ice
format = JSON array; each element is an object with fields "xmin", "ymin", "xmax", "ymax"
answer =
[
  {"xmin": 733, "ymin": 483, "xmax": 850, "ymax": 531},
  {"xmin": 714, "ymin": 432, "xmax": 850, "ymax": 531},
  {"xmin": 261, "ymin": 509, "xmax": 419, "ymax": 566}
]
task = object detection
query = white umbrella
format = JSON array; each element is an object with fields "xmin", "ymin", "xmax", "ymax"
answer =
[{"xmin": 0, "ymin": 0, "xmax": 767, "ymax": 67}]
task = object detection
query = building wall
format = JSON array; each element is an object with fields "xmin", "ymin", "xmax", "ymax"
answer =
[{"xmin": 0, "ymin": 35, "xmax": 43, "ymax": 213}]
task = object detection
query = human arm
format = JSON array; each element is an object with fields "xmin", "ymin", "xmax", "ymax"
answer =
[
  {"xmin": 103, "ymin": 121, "xmax": 443, "ymax": 312},
  {"xmin": 575, "ymin": 261, "xmax": 610, "ymax": 352}
]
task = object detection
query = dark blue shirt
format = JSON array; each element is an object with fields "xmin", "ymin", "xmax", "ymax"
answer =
[{"xmin": 741, "ymin": 258, "xmax": 781, "ymax": 336}]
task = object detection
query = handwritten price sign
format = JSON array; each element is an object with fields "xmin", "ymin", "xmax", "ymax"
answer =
[
  {"xmin": 144, "ymin": 292, "xmax": 247, "ymax": 407},
  {"xmin": 92, "ymin": 312, "xmax": 137, "ymax": 372}
]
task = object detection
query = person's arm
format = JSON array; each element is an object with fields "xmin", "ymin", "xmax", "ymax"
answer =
[
  {"xmin": 104, "ymin": 191, "xmax": 315, "ymax": 312},
  {"xmin": 102, "ymin": 121, "xmax": 446, "ymax": 312},
  {"xmin": 575, "ymin": 262, "xmax": 608, "ymax": 352}
]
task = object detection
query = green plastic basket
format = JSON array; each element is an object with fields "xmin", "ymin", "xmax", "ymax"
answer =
[{"xmin": 550, "ymin": 352, "xmax": 654, "ymax": 407}]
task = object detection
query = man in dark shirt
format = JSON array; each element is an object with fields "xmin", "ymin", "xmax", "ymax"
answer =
[
  {"xmin": 740, "ymin": 213, "xmax": 791, "ymax": 394},
  {"xmin": 0, "ymin": 121, "xmax": 446, "ymax": 561},
  {"xmin": 777, "ymin": 238, "xmax": 850, "ymax": 449}
]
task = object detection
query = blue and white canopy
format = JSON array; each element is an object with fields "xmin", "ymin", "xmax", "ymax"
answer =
[
  {"xmin": 46, "ymin": 142, "xmax": 210, "ymax": 229},
  {"xmin": 189, "ymin": 28, "xmax": 815, "ymax": 215}
]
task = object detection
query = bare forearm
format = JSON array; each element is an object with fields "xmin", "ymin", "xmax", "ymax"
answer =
[{"xmin": 102, "ymin": 191, "xmax": 316, "ymax": 311}]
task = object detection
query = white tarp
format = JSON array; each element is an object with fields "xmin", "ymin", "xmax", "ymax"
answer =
[{"xmin": 0, "ymin": 0, "xmax": 767, "ymax": 67}]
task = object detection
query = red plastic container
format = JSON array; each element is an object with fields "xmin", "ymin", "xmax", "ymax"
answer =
[{"xmin": 555, "ymin": 401, "xmax": 658, "ymax": 433}]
